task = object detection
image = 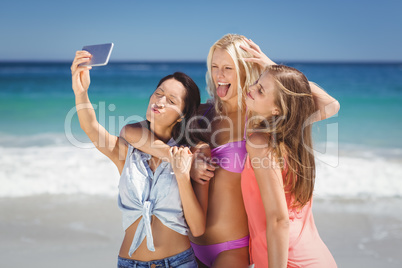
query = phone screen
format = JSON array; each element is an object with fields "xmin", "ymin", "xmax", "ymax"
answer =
[{"xmin": 79, "ymin": 43, "xmax": 114, "ymax": 67}]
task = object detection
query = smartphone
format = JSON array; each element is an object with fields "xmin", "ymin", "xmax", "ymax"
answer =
[{"xmin": 79, "ymin": 43, "xmax": 114, "ymax": 67}]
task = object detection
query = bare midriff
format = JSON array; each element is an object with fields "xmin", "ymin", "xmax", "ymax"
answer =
[
  {"xmin": 189, "ymin": 164, "xmax": 249, "ymax": 245},
  {"xmin": 119, "ymin": 216, "xmax": 190, "ymax": 261},
  {"xmin": 190, "ymin": 106, "xmax": 249, "ymax": 245}
]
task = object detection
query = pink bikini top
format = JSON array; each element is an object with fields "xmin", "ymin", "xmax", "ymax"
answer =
[
  {"xmin": 211, "ymin": 140, "xmax": 247, "ymax": 173},
  {"xmin": 203, "ymin": 105, "xmax": 248, "ymax": 173}
]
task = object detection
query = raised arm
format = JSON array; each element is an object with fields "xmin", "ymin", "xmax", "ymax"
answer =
[
  {"xmin": 308, "ymin": 81, "xmax": 340, "ymax": 122},
  {"xmin": 241, "ymin": 38, "xmax": 340, "ymax": 122},
  {"xmin": 71, "ymin": 51, "xmax": 126, "ymax": 172},
  {"xmin": 247, "ymin": 133, "xmax": 289, "ymax": 267}
]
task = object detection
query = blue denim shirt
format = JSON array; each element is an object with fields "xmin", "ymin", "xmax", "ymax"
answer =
[{"xmin": 118, "ymin": 140, "xmax": 188, "ymax": 257}]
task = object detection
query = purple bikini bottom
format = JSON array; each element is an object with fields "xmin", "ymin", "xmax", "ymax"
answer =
[{"xmin": 190, "ymin": 235, "xmax": 250, "ymax": 267}]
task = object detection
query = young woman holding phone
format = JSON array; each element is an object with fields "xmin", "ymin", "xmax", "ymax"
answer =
[{"xmin": 71, "ymin": 51, "xmax": 210, "ymax": 268}]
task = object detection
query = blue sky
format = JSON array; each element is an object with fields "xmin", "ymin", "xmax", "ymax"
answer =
[{"xmin": 1, "ymin": 0, "xmax": 401, "ymax": 62}]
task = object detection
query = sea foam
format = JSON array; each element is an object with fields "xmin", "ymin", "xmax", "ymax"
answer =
[
  {"xmin": 0, "ymin": 144, "xmax": 119, "ymax": 197},
  {"xmin": 0, "ymin": 137, "xmax": 401, "ymax": 198}
]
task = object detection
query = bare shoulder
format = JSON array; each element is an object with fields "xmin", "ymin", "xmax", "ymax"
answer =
[
  {"xmin": 246, "ymin": 133, "xmax": 280, "ymax": 170},
  {"xmin": 248, "ymin": 132, "xmax": 269, "ymax": 144},
  {"xmin": 119, "ymin": 121, "xmax": 148, "ymax": 139},
  {"xmin": 120, "ymin": 121, "xmax": 146, "ymax": 132},
  {"xmin": 246, "ymin": 132, "xmax": 270, "ymax": 155}
]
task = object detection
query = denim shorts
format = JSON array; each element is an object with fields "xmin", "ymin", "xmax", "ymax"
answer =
[{"xmin": 117, "ymin": 247, "xmax": 198, "ymax": 268}]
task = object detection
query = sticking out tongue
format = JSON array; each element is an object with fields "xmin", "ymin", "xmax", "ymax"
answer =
[{"xmin": 217, "ymin": 84, "xmax": 230, "ymax": 98}]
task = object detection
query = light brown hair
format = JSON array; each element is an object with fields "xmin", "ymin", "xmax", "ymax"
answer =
[{"xmin": 253, "ymin": 65, "xmax": 316, "ymax": 209}]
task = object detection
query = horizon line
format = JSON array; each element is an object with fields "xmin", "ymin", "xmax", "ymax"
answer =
[{"xmin": 1, "ymin": 59, "xmax": 402, "ymax": 64}]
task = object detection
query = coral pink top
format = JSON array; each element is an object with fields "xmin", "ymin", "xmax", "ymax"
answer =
[{"xmin": 241, "ymin": 155, "xmax": 337, "ymax": 267}]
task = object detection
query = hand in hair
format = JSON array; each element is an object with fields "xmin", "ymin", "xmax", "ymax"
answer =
[{"xmin": 240, "ymin": 38, "xmax": 276, "ymax": 68}]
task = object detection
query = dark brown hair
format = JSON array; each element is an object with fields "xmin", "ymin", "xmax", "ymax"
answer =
[{"xmin": 155, "ymin": 72, "xmax": 203, "ymax": 146}]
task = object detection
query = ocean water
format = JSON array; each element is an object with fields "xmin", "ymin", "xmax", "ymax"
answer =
[{"xmin": 1, "ymin": 61, "xmax": 402, "ymax": 198}]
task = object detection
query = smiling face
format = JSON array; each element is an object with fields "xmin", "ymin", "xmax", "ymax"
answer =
[
  {"xmin": 146, "ymin": 78, "xmax": 186, "ymax": 130},
  {"xmin": 246, "ymin": 72, "xmax": 280, "ymax": 118},
  {"xmin": 211, "ymin": 48, "xmax": 238, "ymax": 103}
]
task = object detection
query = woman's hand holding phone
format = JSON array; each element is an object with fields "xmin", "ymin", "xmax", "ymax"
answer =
[{"xmin": 71, "ymin": 51, "xmax": 92, "ymax": 96}]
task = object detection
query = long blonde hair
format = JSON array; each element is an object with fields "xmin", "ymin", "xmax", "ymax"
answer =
[
  {"xmin": 253, "ymin": 65, "xmax": 316, "ymax": 209},
  {"xmin": 206, "ymin": 34, "xmax": 264, "ymax": 114}
]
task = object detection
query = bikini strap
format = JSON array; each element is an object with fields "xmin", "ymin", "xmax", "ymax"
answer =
[
  {"xmin": 198, "ymin": 103, "xmax": 214, "ymax": 129},
  {"xmin": 243, "ymin": 108, "xmax": 248, "ymax": 140},
  {"xmin": 202, "ymin": 103, "xmax": 214, "ymax": 117}
]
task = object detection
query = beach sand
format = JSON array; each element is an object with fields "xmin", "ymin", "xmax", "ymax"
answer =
[
  {"xmin": 1, "ymin": 195, "xmax": 401, "ymax": 268},
  {"xmin": 314, "ymin": 198, "xmax": 402, "ymax": 267},
  {"xmin": 0, "ymin": 195, "xmax": 123, "ymax": 268}
]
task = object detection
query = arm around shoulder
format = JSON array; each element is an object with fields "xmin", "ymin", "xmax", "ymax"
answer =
[{"xmin": 120, "ymin": 122, "xmax": 171, "ymax": 160}]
